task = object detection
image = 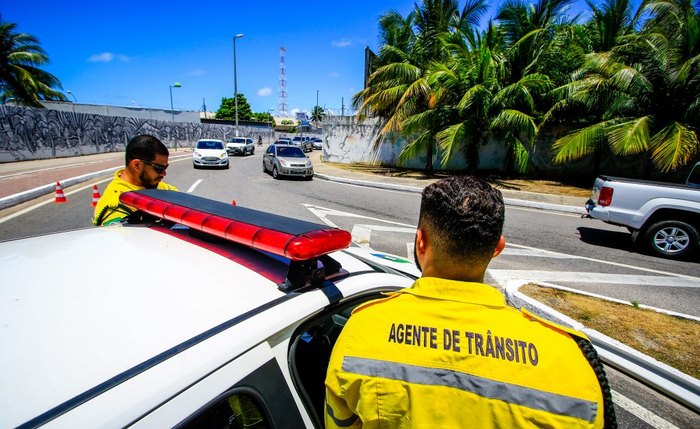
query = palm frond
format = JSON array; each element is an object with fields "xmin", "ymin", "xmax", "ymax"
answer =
[
  {"xmin": 607, "ymin": 116, "xmax": 652, "ymax": 155},
  {"xmin": 648, "ymin": 122, "xmax": 699, "ymax": 172},
  {"xmin": 552, "ymin": 120, "xmax": 613, "ymax": 163},
  {"xmin": 491, "ymin": 109, "xmax": 537, "ymax": 141}
]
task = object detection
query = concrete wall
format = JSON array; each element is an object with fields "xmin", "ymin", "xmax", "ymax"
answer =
[
  {"xmin": 319, "ymin": 117, "xmax": 696, "ymax": 182},
  {"xmin": 0, "ymin": 105, "xmax": 274, "ymax": 163},
  {"xmin": 322, "ymin": 117, "xmax": 506, "ymax": 171}
]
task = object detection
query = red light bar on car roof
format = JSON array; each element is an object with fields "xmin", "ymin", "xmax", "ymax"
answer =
[{"xmin": 120, "ymin": 190, "xmax": 351, "ymax": 261}]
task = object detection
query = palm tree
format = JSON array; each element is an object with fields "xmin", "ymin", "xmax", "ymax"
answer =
[
  {"xmin": 354, "ymin": 0, "xmax": 484, "ymax": 173},
  {"xmin": 310, "ymin": 105, "xmax": 324, "ymax": 122},
  {"xmin": 424, "ymin": 21, "xmax": 551, "ymax": 174},
  {"xmin": 496, "ymin": 0, "xmax": 576, "ymax": 83},
  {"xmin": 0, "ymin": 18, "xmax": 65, "ymax": 107},
  {"xmin": 549, "ymin": 0, "xmax": 700, "ymax": 174}
]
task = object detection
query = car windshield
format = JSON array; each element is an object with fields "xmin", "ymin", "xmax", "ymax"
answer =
[
  {"xmin": 197, "ymin": 140, "xmax": 224, "ymax": 150},
  {"xmin": 277, "ymin": 146, "xmax": 306, "ymax": 158},
  {"xmin": 228, "ymin": 138, "xmax": 246, "ymax": 143}
]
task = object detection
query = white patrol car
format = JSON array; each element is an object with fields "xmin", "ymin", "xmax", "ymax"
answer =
[{"xmin": 0, "ymin": 190, "xmax": 419, "ymax": 428}]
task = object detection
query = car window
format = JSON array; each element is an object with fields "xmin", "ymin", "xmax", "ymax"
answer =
[
  {"xmin": 266, "ymin": 145, "xmax": 274, "ymax": 154},
  {"xmin": 276, "ymin": 146, "xmax": 305, "ymax": 158},
  {"xmin": 179, "ymin": 392, "xmax": 268, "ymax": 429},
  {"xmin": 289, "ymin": 293, "xmax": 387, "ymax": 428},
  {"xmin": 197, "ymin": 140, "xmax": 224, "ymax": 150}
]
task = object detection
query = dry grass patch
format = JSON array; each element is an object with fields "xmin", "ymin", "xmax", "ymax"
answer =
[
  {"xmin": 322, "ymin": 160, "xmax": 591, "ymax": 197},
  {"xmin": 520, "ymin": 284, "xmax": 700, "ymax": 379}
]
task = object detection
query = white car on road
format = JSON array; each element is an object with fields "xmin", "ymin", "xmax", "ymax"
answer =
[
  {"xmin": 0, "ymin": 189, "xmax": 418, "ymax": 428},
  {"xmin": 226, "ymin": 137, "xmax": 255, "ymax": 156},
  {"xmin": 193, "ymin": 139, "xmax": 229, "ymax": 169}
]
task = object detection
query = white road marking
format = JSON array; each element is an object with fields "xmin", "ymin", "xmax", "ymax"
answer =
[
  {"xmin": 500, "ymin": 247, "xmax": 578, "ymax": 258},
  {"xmin": 506, "ymin": 242, "xmax": 700, "ymax": 282},
  {"xmin": 351, "ymin": 224, "xmax": 416, "ymax": 248},
  {"xmin": 303, "ymin": 204, "xmax": 415, "ymax": 227},
  {"xmin": 187, "ymin": 179, "xmax": 203, "ymax": 193},
  {"xmin": 508, "ymin": 205, "xmax": 582, "ymax": 217},
  {"xmin": 487, "ymin": 270, "xmax": 700, "ymax": 288},
  {"xmin": 612, "ymin": 390, "xmax": 681, "ymax": 429}
]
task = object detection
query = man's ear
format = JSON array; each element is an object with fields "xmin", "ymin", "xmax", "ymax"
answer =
[
  {"xmin": 415, "ymin": 228, "xmax": 427, "ymax": 256},
  {"xmin": 492, "ymin": 235, "xmax": 506, "ymax": 258},
  {"xmin": 127, "ymin": 158, "xmax": 141, "ymax": 171}
]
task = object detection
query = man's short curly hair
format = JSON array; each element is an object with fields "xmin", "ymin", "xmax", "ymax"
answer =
[
  {"xmin": 419, "ymin": 176, "xmax": 504, "ymax": 265},
  {"xmin": 125, "ymin": 135, "xmax": 169, "ymax": 164}
]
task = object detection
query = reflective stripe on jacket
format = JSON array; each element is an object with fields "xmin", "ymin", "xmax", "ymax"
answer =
[
  {"xmin": 93, "ymin": 169, "xmax": 178, "ymax": 226},
  {"xmin": 325, "ymin": 277, "xmax": 604, "ymax": 429}
]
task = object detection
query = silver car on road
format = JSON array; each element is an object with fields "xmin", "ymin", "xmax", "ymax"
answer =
[{"xmin": 262, "ymin": 144, "xmax": 313, "ymax": 180}]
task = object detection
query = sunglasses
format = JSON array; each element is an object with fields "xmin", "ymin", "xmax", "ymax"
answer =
[{"xmin": 141, "ymin": 160, "xmax": 169, "ymax": 174}]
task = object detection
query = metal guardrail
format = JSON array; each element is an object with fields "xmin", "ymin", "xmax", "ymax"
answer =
[{"xmin": 504, "ymin": 280, "xmax": 700, "ymax": 414}]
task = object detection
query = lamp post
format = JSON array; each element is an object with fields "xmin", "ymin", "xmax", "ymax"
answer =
[
  {"xmin": 233, "ymin": 33, "xmax": 244, "ymax": 136},
  {"xmin": 169, "ymin": 82, "xmax": 182, "ymax": 123},
  {"xmin": 268, "ymin": 108, "xmax": 275, "ymax": 144},
  {"xmin": 66, "ymin": 90, "xmax": 78, "ymax": 103}
]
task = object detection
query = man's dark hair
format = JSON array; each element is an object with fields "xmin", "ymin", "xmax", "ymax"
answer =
[
  {"xmin": 419, "ymin": 176, "xmax": 504, "ymax": 266},
  {"xmin": 125, "ymin": 135, "xmax": 169, "ymax": 164}
]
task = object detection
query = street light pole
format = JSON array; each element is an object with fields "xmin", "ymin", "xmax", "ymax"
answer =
[
  {"xmin": 66, "ymin": 90, "xmax": 77, "ymax": 103},
  {"xmin": 169, "ymin": 82, "xmax": 182, "ymax": 150},
  {"xmin": 233, "ymin": 33, "xmax": 244, "ymax": 136},
  {"xmin": 169, "ymin": 82, "xmax": 182, "ymax": 123}
]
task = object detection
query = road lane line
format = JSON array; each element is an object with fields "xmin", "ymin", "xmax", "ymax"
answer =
[
  {"xmin": 612, "ymin": 390, "xmax": 681, "ymax": 429},
  {"xmin": 187, "ymin": 179, "xmax": 203, "ymax": 193},
  {"xmin": 487, "ymin": 270, "xmax": 700, "ymax": 288}
]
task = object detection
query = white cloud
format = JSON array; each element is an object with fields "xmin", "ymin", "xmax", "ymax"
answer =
[
  {"xmin": 257, "ymin": 87, "xmax": 273, "ymax": 96},
  {"xmin": 329, "ymin": 71, "xmax": 339, "ymax": 78},
  {"xmin": 185, "ymin": 69, "xmax": 206, "ymax": 76},
  {"xmin": 87, "ymin": 52, "xmax": 130, "ymax": 63},
  {"xmin": 331, "ymin": 38, "xmax": 352, "ymax": 48}
]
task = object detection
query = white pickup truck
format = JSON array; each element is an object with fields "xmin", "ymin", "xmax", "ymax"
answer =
[{"xmin": 585, "ymin": 162, "xmax": 700, "ymax": 259}]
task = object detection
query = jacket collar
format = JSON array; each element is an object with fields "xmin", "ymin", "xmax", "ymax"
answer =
[{"xmin": 398, "ymin": 277, "xmax": 506, "ymax": 308}]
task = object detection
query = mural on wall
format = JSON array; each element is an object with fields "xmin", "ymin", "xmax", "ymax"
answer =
[{"xmin": 0, "ymin": 105, "xmax": 274, "ymax": 163}]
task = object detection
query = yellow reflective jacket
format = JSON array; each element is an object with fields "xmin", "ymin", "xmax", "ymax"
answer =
[
  {"xmin": 325, "ymin": 277, "xmax": 605, "ymax": 429},
  {"xmin": 93, "ymin": 169, "xmax": 178, "ymax": 226}
]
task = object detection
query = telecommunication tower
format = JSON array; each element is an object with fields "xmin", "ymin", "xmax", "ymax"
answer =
[{"xmin": 278, "ymin": 47, "xmax": 289, "ymax": 117}]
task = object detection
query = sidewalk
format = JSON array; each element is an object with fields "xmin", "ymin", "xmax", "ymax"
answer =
[{"xmin": 0, "ymin": 148, "xmax": 588, "ymax": 214}]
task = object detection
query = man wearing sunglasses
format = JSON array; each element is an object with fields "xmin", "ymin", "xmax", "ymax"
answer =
[{"xmin": 93, "ymin": 134, "xmax": 179, "ymax": 226}]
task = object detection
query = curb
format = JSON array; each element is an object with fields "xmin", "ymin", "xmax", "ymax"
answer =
[
  {"xmin": 503, "ymin": 279, "xmax": 700, "ymax": 413},
  {"xmin": 314, "ymin": 173, "xmax": 586, "ymax": 214},
  {"xmin": 0, "ymin": 154, "xmax": 191, "ymax": 211}
]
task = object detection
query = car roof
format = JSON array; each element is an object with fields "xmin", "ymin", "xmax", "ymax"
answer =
[{"xmin": 197, "ymin": 139, "xmax": 223, "ymax": 143}]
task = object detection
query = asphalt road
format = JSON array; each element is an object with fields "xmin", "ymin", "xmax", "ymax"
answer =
[{"xmin": 1, "ymin": 150, "xmax": 699, "ymax": 428}]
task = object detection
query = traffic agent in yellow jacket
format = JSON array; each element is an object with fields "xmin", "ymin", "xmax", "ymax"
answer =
[
  {"xmin": 93, "ymin": 169, "xmax": 178, "ymax": 226},
  {"xmin": 325, "ymin": 277, "xmax": 608, "ymax": 428}
]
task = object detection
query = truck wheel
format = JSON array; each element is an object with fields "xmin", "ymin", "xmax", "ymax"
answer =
[{"xmin": 643, "ymin": 220, "xmax": 699, "ymax": 259}]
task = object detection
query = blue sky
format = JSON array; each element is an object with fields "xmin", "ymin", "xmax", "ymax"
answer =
[{"xmin": 3, "ymin": 1, "xmax": 594, "ymax": 117}]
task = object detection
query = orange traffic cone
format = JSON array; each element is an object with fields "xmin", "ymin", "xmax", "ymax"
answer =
[
  {"xmin": 54, "ymin": 181, "xmax": 67, "ymax": 203},
  {"xmin": 91, "ymin": 185, "xmax": 100, "ymax": 207}
]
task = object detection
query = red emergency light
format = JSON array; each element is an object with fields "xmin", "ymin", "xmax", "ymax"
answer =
[{"xmin": 120, "ymin": 190, "xmax": 351, "ymax": 261}]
